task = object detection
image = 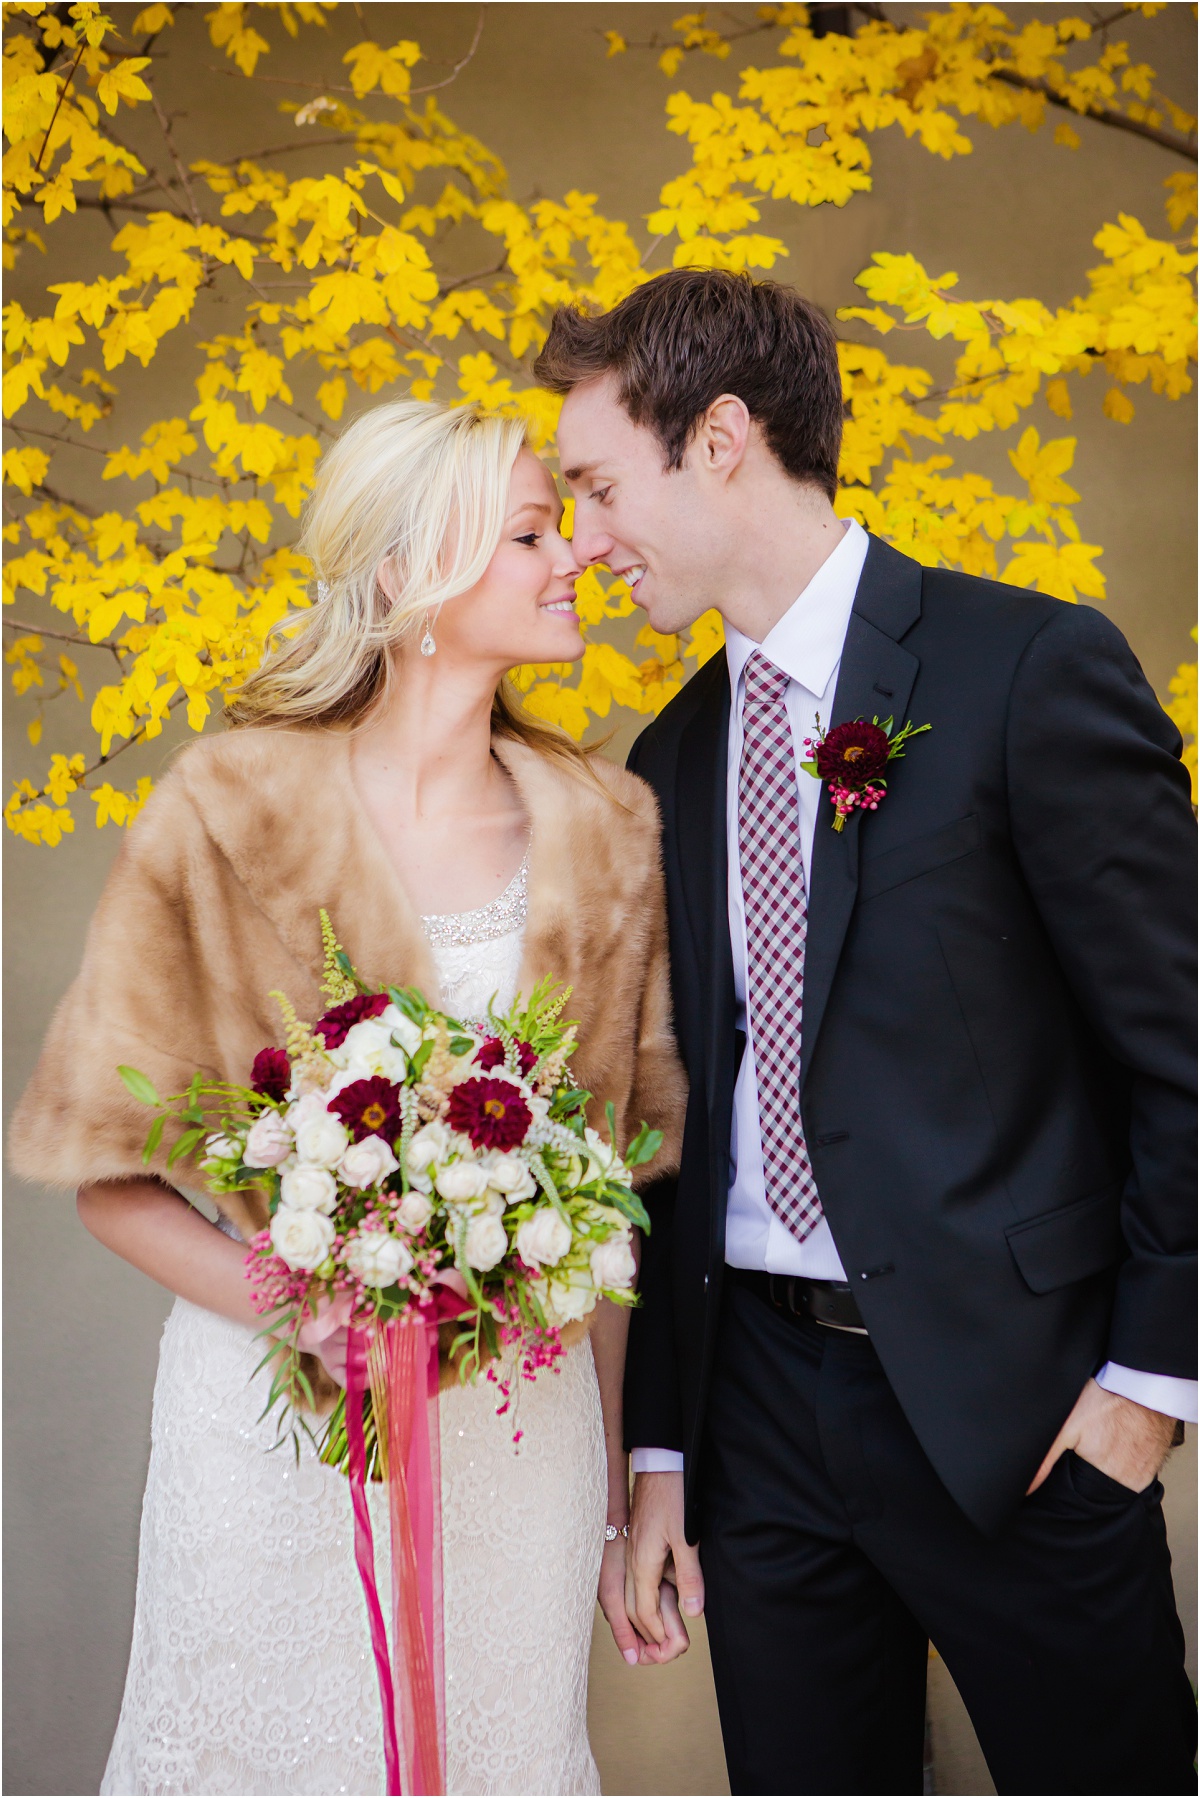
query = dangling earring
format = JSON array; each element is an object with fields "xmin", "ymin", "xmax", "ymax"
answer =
[{"xmin": 419, "ymin": 612, "xmax": 436, "ymax": 657}]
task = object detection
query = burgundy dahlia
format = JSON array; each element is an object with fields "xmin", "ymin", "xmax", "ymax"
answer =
[
  {"xmin": 315, "ymin": 991, "xmax": 390, "ymax": 1048},
  {"xmin": 250, "ymin": 1046, "xmax": 291, "ymax": 1103},
  {"xmin": 476, "ymin": 1035, "xmax": 538, "ymax": 1078},
  {"xmin": 328, "ymin": 1075, "xmax": 403, "ymax": 1143},
  {"xmin": 815, "ymin": 719, "xmax": 890, "ymax": 789},
  {"xmin": 447, "ymin": 1077, "xmax": 533, "ymax": 1153}
]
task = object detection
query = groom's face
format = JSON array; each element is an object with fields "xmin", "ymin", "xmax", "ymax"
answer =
[{"xmin": 558, "ymin": 375, "xmax": 719, "ymax": 636}]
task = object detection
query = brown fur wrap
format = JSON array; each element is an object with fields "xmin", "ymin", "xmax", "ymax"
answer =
[{"xmin": 10, "ymin": 727, "xmax": 687, "ymax": 1403}]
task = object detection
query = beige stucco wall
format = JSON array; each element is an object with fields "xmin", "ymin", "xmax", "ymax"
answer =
[{"xmin": 4, "ymin": 5, "xmax": 1195, "ymax": 1793}]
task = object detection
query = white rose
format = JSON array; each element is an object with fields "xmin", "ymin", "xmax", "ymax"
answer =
[
  {"xmin": 485, "ymin": 1154, "xmax": 537, "ymax": 1199},
  {"xmin": 436, "ymin": 1161, "xmax": 491, "ymax": 1204},
  {"xmin": 590, "ymin": 1235, "xmax": 637, "ymax": 1291},
  {"xmin": 516, "ymin": 1206, "xmax": 573, "ymax": 1269},
  {"xmin": 464, "ymin": 1213, "xmax": 508, "ymax": 1271},
  {"xmin": 408, "ymin": 1121, "xmax": 452, "ymax": 1174},
  {"xmin": 338, "ymin": 1134, "xmax": 399, "ymax": 1190},
  {"xmin": 279, "ymin": 1163, "xmax": 338, "ymax": 1214},
  {"xmin": 204, "ymin": 1132, "xmax": 241, "ymax": 1162},
  {"xmin": 243, "ymin": 1112, "xmax": 293, "ymax": 1168},
  {"xmin": 545, "ymin": 1276, "xmax": 595, "ymax": 1325},
  {"xmin": 293, "ymin": 1108, "xmax": 351, "ymax": 1169},
  {"xmin": 335, "ymin": 1020, "xmax": 409, "ymax": 1084},
  {"xmin": 270, "ymin": 1205, "xmax": 334, "ymax": 1272},
  {"xmin": 379, "ymin": 1004, "xmax": 423, "ymax": 1057},
  {"xmin": 397, "ymin": 1191, "xmax": 433, "ymax": 1234},
  {"xmin": 343, "ymin": 1227, "xmax": 413, "ymax": 1288},
  {"xmin": 286, "ymin": 1091, "xmax": 329, "ymax": 1130}
]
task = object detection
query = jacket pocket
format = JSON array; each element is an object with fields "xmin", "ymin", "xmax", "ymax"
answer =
[
  {"xmin": 859, "ymin": 813, "xmax": 980, "ymax": 902},
  {"xmin": 1005, "ymin": 1183, "xmax": 1124, "ymax": 1295}
]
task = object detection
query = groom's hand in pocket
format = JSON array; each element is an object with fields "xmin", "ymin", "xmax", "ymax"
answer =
[
  {"xmin": 1026, "ymin": 1377, "xmax": 1178, "ymax": 1495},
  {"xmin": 626, "ymin": 1471, "xmax": 705, "ymax": 1663}
]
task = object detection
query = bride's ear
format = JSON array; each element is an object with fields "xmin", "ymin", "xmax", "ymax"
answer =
[{"xmin": 375, "ymin": 558, "xmax": 401, "ymax": 610}]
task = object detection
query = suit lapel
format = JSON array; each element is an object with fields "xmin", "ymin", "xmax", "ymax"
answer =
[
  {"xmin": 673, "ymin": 658, "xmax": 736, "ymax": 1117},
  {"xmin": 800, "ymin": 536, "xmax": 923, "ymax": 1082}
]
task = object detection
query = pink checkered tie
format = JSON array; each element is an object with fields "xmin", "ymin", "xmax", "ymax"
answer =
[{"xmin": 738, "ymin": 651, "xmax": 822, "ymax": 1240}]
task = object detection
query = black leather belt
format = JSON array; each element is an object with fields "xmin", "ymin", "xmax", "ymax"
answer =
[{"xmin": 727, "ymin": 1264, "xmax": 868, "ymax": 1334}]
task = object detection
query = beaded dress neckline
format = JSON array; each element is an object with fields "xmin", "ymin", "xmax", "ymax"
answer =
[{"xmin": 419, "ymin": 851, "xmax": 529, "ymax": 949}]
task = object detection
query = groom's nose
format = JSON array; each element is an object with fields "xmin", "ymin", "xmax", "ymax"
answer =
[{"xmin": 567, "ymin": 514, "xmax": 613, "ymax": 568}]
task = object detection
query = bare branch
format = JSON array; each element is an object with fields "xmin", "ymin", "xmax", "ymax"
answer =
[
  {"xmin": 33, "ymin": 38, "xmax": 86, "ymax": 174},
  {"xmin": 3, "ymin": 617, "xmax": 116, "ymax": 649},
  {"xmin": 411, "ymin": 9, "xmax": 487, "ymax": 96},
  {"xmin": 150, "ymin": 91, "xmax": 204, "ymax": 226}
]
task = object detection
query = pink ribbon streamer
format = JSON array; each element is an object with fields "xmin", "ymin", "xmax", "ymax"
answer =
[{"xmin": 346, "ymin": 1307, "xmax": 450, "ymax": 1797}]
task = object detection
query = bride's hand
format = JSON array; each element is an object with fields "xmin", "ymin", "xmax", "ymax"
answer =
[
  {"xmin": 599, "ymin": 1532, "xmax": 646, "ymax": 1666},
  {"xmin": 296, "ymin": 1293, "xmax": 353, "ymax": 1387}
]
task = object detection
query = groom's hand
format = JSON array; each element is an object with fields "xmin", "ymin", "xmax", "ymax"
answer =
[
  {"xmin": 1027, "ymin": 1377, "xmax": 1178, "ymax": 1496},
  {"xmin": 626, "ymin": 1470, "xmax": 704, "ymax": 1663}
]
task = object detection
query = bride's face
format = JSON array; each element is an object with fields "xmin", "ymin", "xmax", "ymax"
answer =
[{"xmin": 433, "ymin": 449, "xmax": 584, "ymax": 672}]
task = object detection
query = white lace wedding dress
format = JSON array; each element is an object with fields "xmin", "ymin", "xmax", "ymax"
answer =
[{"xmin": 101, "ymin": 862, "xmax": 606, "ymax": 1797}]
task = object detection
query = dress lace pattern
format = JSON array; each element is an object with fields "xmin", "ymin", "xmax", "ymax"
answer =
[{"xmin": 101, "ymin": 896, "xmax": 605, "ymax": 1797}]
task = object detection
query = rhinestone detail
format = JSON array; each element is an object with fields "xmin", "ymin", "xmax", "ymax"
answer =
[{"xmin": 420, "ymin": 852, "xmax": 529, "ymax": 948}]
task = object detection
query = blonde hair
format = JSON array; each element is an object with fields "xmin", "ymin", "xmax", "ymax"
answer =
[{"xmin": 229, "ymin": 399, "xmax": 599, "ymax": 774}]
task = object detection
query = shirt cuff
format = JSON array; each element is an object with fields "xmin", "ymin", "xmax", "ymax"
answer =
[
  {"xmin": 630, "ymin": 1447, "xmax": 686, "ymax": 1474},
  {"xmin": 1096, "ymin": 1362, "xmax": 1197, "ymax": 1423}
]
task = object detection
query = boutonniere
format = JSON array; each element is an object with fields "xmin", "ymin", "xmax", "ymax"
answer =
[{"xmin": 801, "ymin": 714, "xmax": 932, "ymax": 832}]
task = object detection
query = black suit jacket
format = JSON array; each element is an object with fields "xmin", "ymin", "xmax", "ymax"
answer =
[{"xmin": 624, "ymin": 534, "xmax": 1196, "ymax": 1537}]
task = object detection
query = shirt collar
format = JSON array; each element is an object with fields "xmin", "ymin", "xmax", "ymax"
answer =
[{"xmin": 724, "ymin": 517, "xmax": 869, "ymax": 705}]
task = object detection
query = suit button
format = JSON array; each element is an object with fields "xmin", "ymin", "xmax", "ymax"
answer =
[{"xmin": 704, "ymin": 1275, "xmax": 709, "ymax": 1288}]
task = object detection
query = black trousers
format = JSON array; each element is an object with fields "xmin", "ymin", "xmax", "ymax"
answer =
[{"xmin": 699, "ymin": 1280, "xmax": 1195, "ymax": 1796}]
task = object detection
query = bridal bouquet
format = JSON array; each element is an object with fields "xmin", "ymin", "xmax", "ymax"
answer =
[
  {"xmin": 120, "ymin": 912, "xmax": 661, "ymax": 1797},
  {"xmin": 121, "ymin": 911, "xmax": 659, "ymax": 1472}
]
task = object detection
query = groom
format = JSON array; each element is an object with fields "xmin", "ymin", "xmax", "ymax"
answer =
[{"xmin": 536, "ymin": 270, "xmax": 1196, "ymax": 1795}]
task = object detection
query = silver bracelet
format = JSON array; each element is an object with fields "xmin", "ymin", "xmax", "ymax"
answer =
[{"xmin": 604, "ymin": 1523, "xmax": 629, "ymax": 1542}]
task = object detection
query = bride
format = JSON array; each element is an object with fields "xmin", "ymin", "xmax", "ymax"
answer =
[{"xmin": 10, "ymin": 400, "xmax": 687, "ymax": 1796}]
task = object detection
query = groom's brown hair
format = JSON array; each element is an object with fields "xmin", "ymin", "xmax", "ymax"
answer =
[{"xmin": 534, "ymin": 269, "xmax": 843, "ymax": 501}]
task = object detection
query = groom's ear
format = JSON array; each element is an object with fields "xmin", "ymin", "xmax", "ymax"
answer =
[{"xmin": 694, "ymin": 393, "xmax": 751, "ymax": 479}]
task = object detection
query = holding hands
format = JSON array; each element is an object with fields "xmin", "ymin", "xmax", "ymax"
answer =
[{"xmin": 600, "ymin": 1470, "xmax": 704, "ymax": 1667}]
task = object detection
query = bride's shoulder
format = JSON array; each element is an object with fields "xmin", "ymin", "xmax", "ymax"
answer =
[{"xmin": 158, "ymin": 723, "xmax": 341, "ymax": 818}]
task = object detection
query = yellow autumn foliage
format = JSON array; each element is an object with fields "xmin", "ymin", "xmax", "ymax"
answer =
[{"xmin": 2, "ymin": 2, "xmax": 1195, "ymax": 841}]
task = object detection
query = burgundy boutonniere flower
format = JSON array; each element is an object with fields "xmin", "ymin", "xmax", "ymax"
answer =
[{"xmin": 801, "ymin": 714, "xmax": 931, "ymax": 832}]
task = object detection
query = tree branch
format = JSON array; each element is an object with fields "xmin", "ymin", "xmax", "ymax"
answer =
[
  {"xmin": 3, "ymin": 617, "xmax": 116, "ymax": 649},
  {"xmin": 411, "ymin": 9, "xmax": 486, "ymax": 96},
  {"xmin": 988, "ymin": 68, "xmax": 1196, "ymax": 160},
  {"xmin": 33, "ymin": 38, "xmax": 86, "ymax": 174},
  {"xmin": 151, "ymin": 92, "xmax": 204, "ymax": 226}
]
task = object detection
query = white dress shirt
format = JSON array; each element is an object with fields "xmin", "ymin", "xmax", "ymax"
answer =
[{"xmin": 632, "ymin": 520, "xmax": 1195, "ymax": 1475}]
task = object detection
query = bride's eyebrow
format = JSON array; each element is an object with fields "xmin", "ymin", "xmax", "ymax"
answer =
[{"xmin": 505, "ymin": 500, "xmax": 556, "ymax": 526}]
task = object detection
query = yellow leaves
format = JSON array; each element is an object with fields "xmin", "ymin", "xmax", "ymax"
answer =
[
  {"xmin": 1003, "ymin": 539, "xmax": 1105, "ymax": 604},
  {"xmin": 5, "ymin": 785, "xmax": 75, "ymax": 846},
  {"xmin": 604, "ymin": 31, "xmax": 627, "ymax": 58},
  {"xmin": 96, "ymin": 57, "xmax": 152, "ymax": 116},
  {"xmin": 1103, "ymin": 387, "xmax": 1136, "ymax": 423},
  {"xmin": 2, "ymin": 446, "xmax": 50, "ymax": 494},
  {"xmin": 133, "ymin": 5, "xmax": 174, "ymax": 34},
  {"xmin": 343, "ymin": 38, "xmax": 421, "ymax": 101},
  {"xmin": 1008, "ymin": 428, "xmax": 1080, "ymax": 506},
  {"xmin": 1044, "ymin": 378, "xmax": 1073, "ymax": 419},
  {"xmin": 45, "ymin": 751, "xmax": 86, "ymax": 807},
  {"xmin": 103, "ymin": 417, "xmax": 197, "ymax": 483},
  {"xmin": 1054, "ymin": 123, "xmax": 1081, "ymax": 149},
  {"xmin": 236, "ymin": 345, "xmax": 292, "ymax": 412},
  {"xmin": 6, "ymin": 633, "xmax": 45, "ymax": 696},
  {"xmin": 1164, "ymin": 173, "xmax": 1197, "ymax": 235},
  {"xmin": 317, "ymin": 374, "xmax": 347, "ymax": 418},
  {"xmin": 207, "ymin": 3, "xmax": 270, "ymax": 76}
]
